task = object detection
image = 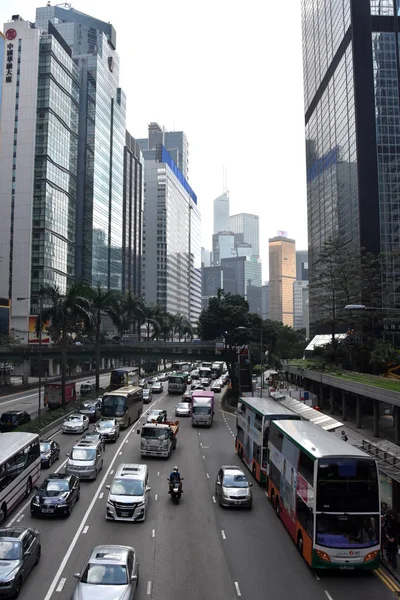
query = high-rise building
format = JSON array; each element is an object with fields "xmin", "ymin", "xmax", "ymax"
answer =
[
  {"xmin": 296, "ymin": 250, "xmax": 308, "ymax": 281},
  {"xmin": 221, "ymin": 255, "xmax": 262, "ymax": 300},
  {"xmin": 212, "ymin": 231, "xmax": 235, "ymax": 265},
  {"xmin": 269, "ymin": 236, "xmax": 296, "ymax": 326},
  {"xmin": 302, "ymin": 0, "xmax": 400, "ymax": 326},
  {"xmin": 229, "ymin": 213, "xmax": 259, "ymax": 257},
  {"xmin": 236, "ymin": 242, "xmax": 253, "ymax": 258},
  {"xmin": 247, "ymin": 285, "xmax": 262, "ymax": 315},
  {"xmin": 293, "ymin": 280, "xmax": 309, "ymax": 332},
  {"xmin": 141, "ymin": 144, "xmax": 201, "ymax": 325},
  {"xmin": 36, "ymin": 5, "xmax": 127, "ymax": 290},
  {"xmin": 0, "ymin": 31, "xmax": 4, "ymax": 109},
  {"xmin": 123, "ymin": 132, "xmax": 144, "ymax": 296},
  {"xmin": 0, "ymin": 15, "xmax": 80, "ymax": 338},
  {"xmin": 201, "ymin": 265, "xmax": 236, "ymax": 309},
  {"xmin": 201, "ymin": 247, "xmax": 212, "ymax": 268},
  {"xmin": 137, "ymin": 122, "xmax": 189, "ymax": 180},
  {"xmin": 261, "ymin": 283, "xmax": 270, "ymax": 320},
  {"xmin": 213, "ymin": 192, "xmax": 230, "ymax": 234}
]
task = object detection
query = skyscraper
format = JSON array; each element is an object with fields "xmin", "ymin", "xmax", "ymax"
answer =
[
  {"xmin": 296, "ymin": 250, "xmax": 308, "ymax": 281},
  {"xmin": 213, "ymin": 192, "xmax": 230, "ymax": 233},
  {"xmin": 221, "ymin": 256, "xmax": 262, "ymax": 301},
  {"xmin": 229, "ymin": 213, "xmax": 259, "ymax": 258},
  {"xmin": 137, "ymin": 122, "xmax": 189, "ymax": 180},
  {"xmin": 269, "ymin": 236, "xmax": 296, "ymax": 326},
  {"xmin": 212, "ymin": 231, "xmax": 235, "ymax": 265},
  {"xmin": 302, "ymin": 0, "xmax": 400, "ymax": 327},
  {"xmin": 36, "ymin": 4, "xmax": 127, "ymax": 290}
]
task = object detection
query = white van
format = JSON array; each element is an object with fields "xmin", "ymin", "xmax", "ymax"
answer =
[
  {"xmin": 65, "ymin": 438, "xmax": 104, "ymax": 480},
  {"xmin": 105, "ymin": 464, "xmax": 150, "ymax": 522}
]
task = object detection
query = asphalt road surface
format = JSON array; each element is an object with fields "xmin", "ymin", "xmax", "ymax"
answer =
[{"xmin": 3, "ymin": 384, "xmax": 398, "ymax": 600}]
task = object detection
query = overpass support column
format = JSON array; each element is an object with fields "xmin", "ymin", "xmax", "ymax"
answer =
[
  {"xmin": 22, "ymin": 359, "xmax": 29, "ymax": 385},
  {"xmin": 329, "ymin": 387, "xmax": 335, "ymax": 414},
  {"xmin": 341, "ymin": 390, "xmax": 347, "ymax": 421},
  {"xmin": 356, "ymin": 395, "xmax": 362, "ymax": 429},
  {"xmin": 395, "ymin": 406, "xmax": 400, "ymax": 446},
  {"xmin": 373, "ymin": 400, "xmax": 380, "ymax": 438}
]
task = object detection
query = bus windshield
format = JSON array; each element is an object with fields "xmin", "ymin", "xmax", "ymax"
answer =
[
  {"xmin": 169, "ymin": 376, "xmax": 184, "ymax": 384},
  {"xmin": 316, "ymin": 514, "xmax": 379, "ymax": 549},
  {"xmin": 102, "ymin": 395, "xmax": 126, "ymax": 418},
  {"xmin": 110, "ymin": 370, "xmax": 126, "ymax": 386},
  {"xmin": 317, "ymin": 458, "xmax": 379, "ymax": 512}
]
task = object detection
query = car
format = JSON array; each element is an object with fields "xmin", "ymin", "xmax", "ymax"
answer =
[
  {"xmin": 80, "ymin": 382, "xmax": 95, "ymax": 396},
  {"xmin": 191, "ymin": 370, "xmax": 200, "ymax": 380},
  {"xmin": 40, "ymin": 439, "xmax": 60, "ymax": 468},
  {"xmin": 30, "ymin": 473, "xmax": 80, "ymax": 517},
  {"xmin": 0, "ymin": 527, "xmax": 41, "ymax": 597},
  {"xmin": 80, "ymin": 430, "xmax": 106, "ymax": 452},
  {"xmin": 79, "ymin": 400, "xmax": 101, "ymax": 422},
  {"xmin": 175, "ymin": 402, "xmax": 191, "ymax": 417},
  {"xmin": 147, "ymin": 376, "xmax": 158, "ymax": 385},
  {"xmin": 193, "ymin": 383, "xmax": 205, "ymax": 391},
  {"xmin": 182, "ymin": 390, "xmax": 193, "ymax": 402},
  {"xmin": 62, "ymin": 414, "xmax": 89, "ymax": 434},
  {"xmin": 215, "ymin": 466, "xmax": 253, "ymax": 508},
  {"xmin": 216, "ymin": 378, "xmax": 225, "ymax": 387},
  {"xmin": 95, "ymin": 418, "xmax": 120, "ymax": 442},
  {"xmin": 72, "ymin": 544, "xmax": 139, "ymax": 600},
  {"xmin": 200, "ymin": 378, "xmax": 211, "ymax": 387},
  {"xmin": 146, "ymin": 409, "xmax": 167, "ymax": 423},
  {"xmin": 0, "ymin": 410, "xmax": 31, "ymax": 432},
  {"xmin": 151, "ymin": 381, "xmax": 163, "ymax": 393},
  {"xmin": 138, "ymin": 379, "xmax": 148, "ymax": 388},
  {"xmin": 157, "ymin": 373, "xmax": 168, "ymax": 382},
  {"xmin": 211, "ymin": 381, "xmax": 222, "ymax": 393},
  {"xmin": 142, "ymin": 388, "xmax": 153, "ymax": 404},
  {"xmin": 187, "ymin": 376, "xmax": 192, "ymax": 385}
]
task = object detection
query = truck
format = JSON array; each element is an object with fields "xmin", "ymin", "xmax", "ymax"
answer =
[
  {"xmin": 190, "ymin": 391, "xmax": 215, "ymax": 427},
  {"xmin": 138, "ymin": 420, "xmax": 179, "ymax": 458},
  {"xmin": 168, "ymin": 373, "xmax": 187, "ymax": 394},
  {"xmin": 44, "ymin": 381, "xmax": 77, "ymax": 408}
]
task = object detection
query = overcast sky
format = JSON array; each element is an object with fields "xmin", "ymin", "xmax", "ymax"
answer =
[{"xmin": 1, "ymin": 0, "xmax": 308, "ymax": 281}]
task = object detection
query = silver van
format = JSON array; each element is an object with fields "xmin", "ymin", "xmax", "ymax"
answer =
[
  {"xmin": 105, "ymin": 463, "xmax": 150, "ymax": 522},
  {"xmin": 65, "ymin": 439, "xmax": 104, "ymax": 480}
]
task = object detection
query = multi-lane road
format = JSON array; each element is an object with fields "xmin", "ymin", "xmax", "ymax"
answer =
[{"xmin": 1, "ymin": 383, "xmax": 399, "ymax": 599}]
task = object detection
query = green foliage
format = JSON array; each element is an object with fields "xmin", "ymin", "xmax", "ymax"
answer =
[{"xmin": 369, "ymin": 342, "xmax": 400, "ymax": 374}]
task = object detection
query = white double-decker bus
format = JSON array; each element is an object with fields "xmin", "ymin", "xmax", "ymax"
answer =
[
  {"xmin": 267, "ymin": 420, "xmax": 380, "ymax": 570},
  {"xmin": 0, "ymin": 432, "xmax": 41, "ymax": 522}
]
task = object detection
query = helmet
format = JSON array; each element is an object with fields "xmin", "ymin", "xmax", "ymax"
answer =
[{"xmin": 174, "ymin": 466, "xmax": 178, "ymax": 471}]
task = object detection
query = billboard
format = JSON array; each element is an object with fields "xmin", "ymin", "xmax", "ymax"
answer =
[{"xmin": 28, "ymin": 316, "xmax": 50, "ymax": 344}]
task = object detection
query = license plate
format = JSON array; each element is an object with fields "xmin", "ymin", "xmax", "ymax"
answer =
[
  {"xmin": 42, "ymin": 508, "xmax": 54, "ymax": 514},
  {"xmin": 120, "ymin": 512, "xmax": 130, "ymax": 517},
  {"xmin": 339, "ymin": 566, "xmax": 354, "ymax": 570}
]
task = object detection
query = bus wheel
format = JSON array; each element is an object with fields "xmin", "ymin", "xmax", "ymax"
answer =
[
  {"xmin": 275, "ymin": 496, "xmax": 280, "ymax": 518},
  {"xmin": 25, "ymin": 477, "xmax": 32, "ymax": 498},
  {"xmin": 297, "ymin": 532, "xmax": 303, "ymax": 557}
]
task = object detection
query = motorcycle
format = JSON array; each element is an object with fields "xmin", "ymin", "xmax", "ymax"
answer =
[{"xmin": 168, "ymin": 477, "xmax": 184, "ymax": 504}]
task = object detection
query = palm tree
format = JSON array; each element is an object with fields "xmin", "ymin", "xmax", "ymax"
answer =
[
  {"xmin": 36, "ymin": 284, "xmax": 92, "ymax": 407},
  {"xmin": 141, "ymin": 303, "xmax": 162, "ymax": 340},
  {"xmin": 109, "ymin": 292, "xmax": 145, "ymax": 339},
  {"xmin": 174, "ymin": 314, "xmax": 192, "ymax": 342}
]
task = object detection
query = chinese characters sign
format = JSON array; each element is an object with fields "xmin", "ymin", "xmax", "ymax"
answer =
[{"xmin": 5, "ymin": 29, "xmax": 16, "ymax": 83}]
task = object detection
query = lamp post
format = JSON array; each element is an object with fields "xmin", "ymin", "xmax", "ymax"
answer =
[{"xmin": 17, "ymin": 295, "xmax": 45, "ymax": 418}]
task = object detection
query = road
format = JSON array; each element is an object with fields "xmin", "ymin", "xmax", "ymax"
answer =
[
  {"xmin": 3, "ymin": 384, "xmax": 399, "ymax": 600},
  {"xmin": 0, "ymin": 374, "xmax": 111, "ymax": 416}
]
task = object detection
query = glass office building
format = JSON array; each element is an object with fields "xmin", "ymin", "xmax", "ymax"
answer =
[
  {"xmin": 123, "ymin": 132, "xmax": 143, "ymax": 296},
  {"xmin": 303, "ymin": 0, "xmax": 400, "ymax": 327},
  {"xmin": 213, "ymin": 192, "xmax": 230, "ymax": 234},
  {"xmin": 229, "ymin": 213, "xmax": 259, "ymax": 258},
  {"xmin": 137, "ymin": 122, "xmax": 189, "ymax": 180}
]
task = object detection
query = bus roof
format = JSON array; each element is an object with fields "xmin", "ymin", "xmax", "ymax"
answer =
[
  {"xmin": 238, "ymin": 396, "xmax": 296, "ymax": 418},
  {"xmin": 103, "ymin": 386, "xmax": 141, "ymax": 395},
  {"xmin": 270, "ymin": 392, "xmax": 343, "ymax": 431},
  {"xmin": 111, "ymin": 367, "xmax": 138, "ymax": 372},
  {"xmin": 272, "ymin": 419, "xmax": 370, "ymax": 459},
  {"xmin": 0, "ymin": 432, "xmax": 38, "ymax": 463}
]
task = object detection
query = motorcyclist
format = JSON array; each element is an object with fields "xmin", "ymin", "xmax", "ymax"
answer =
[{"xmin": 169, "ymin": 466, "xmax": 182, "ymax": 494}]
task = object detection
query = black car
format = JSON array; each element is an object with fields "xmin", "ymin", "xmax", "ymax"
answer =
[
  {"xmin": 182, "ymin": 390, "xmax": 193, "ymax": 403},
  {"xmin": 0, "ymin": 527, "xmax": 41, "ymax": 598},
  {"xmin": 0, "ymin": 411, "xmax": 31, "ymax": 432},
  {"xmin": 79, "ymin": 400, "xmax": 101, "ymax": 423},
  {"xmin": 30, "ymin": 473, "xmax": 80, "ymax": 518},
  {"xmin": 39, "ymin": 439, "xmax": 60, "ymax": 468}
]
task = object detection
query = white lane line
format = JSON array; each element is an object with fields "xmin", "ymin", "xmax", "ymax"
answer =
[
  {"xmin": 200, "ymin": 442, "xmax": 202, "ymax": 447},
  {"xmin": 110, "ymin": 470, "xmax": 114, "ymax": 475},
  {"xmin": 315, "ymin": 574, "xmax": 320, "ymax": 581},
  {"xmin": 324, "ymin": 592, "xmax": 334, "ymax": 600},
  {"xmin": 155, "ymin": 494, "xmax": 158, "ymax": 501},
  {"xmin": 202, "ymin": 455, "xmax": 205, "ymax": 459},
  {"xmin": 221, "ymin": 530, "xmax": 226, "ymax": 539},
  {"xmin": 125, "ymin": 440, "xmax": 129, "ymax": 444},
  {"xmin": 157, "ymin": 471, "xmax": 160, "ymax": 476},
  {"xmin": 206, "ymin": 473, "xmax": 210, "ymax": 479},
  {"xmin": 98, "ymin": 492, "xmax": 104, "ymax": 499},
  {"xmin": 198, "ymin": 432, "xmax": 200, "ymax": 435},
  {"xmin": 234, "ymin": 581, "xmax": 241, "ymax": 596},
  {"xmin": 55, "ymin": 578, "xmax": 66, "ymax": 593},
  {"xmin": 152, "ymin": 529, "xmax": 155, "ymax": 538},
  {"xmin": 212, "ymin": 496, "xmax": 216, "ymax": 503},
  {"xmin": 202, "ymin": 445, "xmax": 209, "ymax": 449},
  {"xmin": 43, "ymin": 403, "xmax": 155, "ymax": 600},
  {"xmin": 147, "ymin": 581, "xmax": 152, "ymax": 595},
  {"xmin": 7, "ymin": 458, "xmax": 68, "ymax": 526},
  {"xmin": 119, "ymin": 452, "xmax": 122, "ymax": 456},
  {"xmin": 16, "ymin": 514, "xmax": 24, "ymax": 523},
  {"xmin": 82, "ymin": 525, "xmax": 89, "ymax": 534}
]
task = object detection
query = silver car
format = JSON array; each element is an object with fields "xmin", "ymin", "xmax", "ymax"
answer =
[
  {"xmin": 175, "ymin": 402, "xmax": 191, "ymax": 417},
  {"xmin": 95, "ymin": 418, "xmax": 120, "ymax": 442},
  {"xmin": 62, "ymin": 414, "xmax": 89, "ymax": 434},
  {"xmin": 72, "ymin": 545, "xmax": 139, "ymax": 600},
  {"xmin": 215, "ymin": 466, "xmax": 253, "ymax": 508}
]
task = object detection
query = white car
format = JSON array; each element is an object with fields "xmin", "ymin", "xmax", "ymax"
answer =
[
  {"xmin": 211, "ymin": 381, "xmax": 222, "ymax": 393},
  {"xmin": 62, "ymin": 414, "xmax": 89, "ymax": 434},
  {"xmin": 175, "ymin": 403, "xmax": 191, "ymax": 417}
]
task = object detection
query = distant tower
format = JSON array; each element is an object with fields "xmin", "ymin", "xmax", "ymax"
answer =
[{"xmin": 213, "ymin": 192, "xmax": 230, "ymax": 234}]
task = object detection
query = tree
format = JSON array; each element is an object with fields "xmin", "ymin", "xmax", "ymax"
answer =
[
  {"xmin": 37, "ymin": 284, "xmax": 92, "ymax": 406},
  {"xmin": 109, "ymin": 292, "xmax": 145, "ymax": 339},
  {"xmin": 141, "ymin": 303, "xmax": 162, "ymax": 340},
  {"xmin": 174, "ymin": 314, "xmax": 193, "ymax": 342},
  {"xmin": 369, "ymin": 342, "xmax": 400, "ymax": 375}
]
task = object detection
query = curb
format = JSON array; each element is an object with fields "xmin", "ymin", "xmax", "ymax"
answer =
[{"xmin": 381, "ymin": 559, "xmax": 400, "ymax": 585}]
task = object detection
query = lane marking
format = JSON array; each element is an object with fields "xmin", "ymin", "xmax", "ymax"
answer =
[
  {"xmin": 43, "ymin": 402, "xmax": 156, "ymax": 600},
  {"xmin": 82, "ymin": 525, "xmax": 89, "ymax": 534},
  {"xmin": 157, "ymin": 472, "xmax": 160, "ymax": 477},
  {"xmin": 212, "ymin": 496, "xmax": 216, "ymax": 503},
  {"xmin": 98, "ymin": 492, "xmax": 104, "ymax": 499},
  {"xmin": 324, "ymin": 592, "xmax": 334, "ymax": 600},
  {"xmin": 110, "ymin": 470, "xmax": 114, "ymax": 475},
  {"xmin": 155, "ymin": 494, "xmax": 158, "ymax": 501},
  {"xmin": 375, "ymin": 568, "xmax": 400, "ymax": 592},
  {"xmin": 119, "ymin": 452, "xmax": 122, "ymax": 456},
  {"xmin": 147, "ymin": 581, "xmax": 152, "ymax": 595},
  {"xmin": 234, "ymin": 581, "xmax": 241, "ymax": 596},
  {"xmin": 202, "ymin": 455, "xmax": 205, "ymax": 459},
  {"xmin": 221, "ymin": 530, "xmax": 226, "ymax": 539},
  {"xmin": 125, "ymin": 440, "xmax": 129, "ymax": 444},
  {"xmin": 16, "ymin": 514, "xmax": 24, "ymax": 523},
  {"xmin": 152, "ymin": 529, "xmax": 155, "ymax": 538},
  {"xmin": 206, "ymin": 473, "xmax": 210, "ymax": 479},
  {"xmin": 200, "ymin": 442, "xmax": 202, "ymax": 447},
  {"xmin": 55, "ymin": 578, "xmax": 66, "ymax": 593},
  {"xmin": 202, "ymin": 445, "xmax": 209, "ymax": 449},
  {"xmin": 315, "ymin": 574, "xmax": 320, "ymax": 581}
]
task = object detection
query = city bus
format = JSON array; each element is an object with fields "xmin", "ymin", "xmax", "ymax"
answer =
[
  {"xmin": 199, "ymin": 366, "xmax": 212, "ymax": 380},
  {"xmin": 0, "ymin": 432, "xmax": 40, "ymax": 522},
  {"xmin": 171, "ymin": 361, "xmax": 190, "ymax": 373},
  {"xmin": 168, "ymin": 373, "xmax": 187, "ymax": 394},
  {"xmin": 101, "ymin": 386, "xmax": 143, "ymax": 428},
  {"xmin": 267, "ymin": 419, "xmax": 380, "ymax": 570},
  {"xmin": 236, "ymin": 396, "xmax": 301, "ymax": 485},
  {"xmin": 109, "ymin": 367, "xmax": 139, "ymax": 391}
]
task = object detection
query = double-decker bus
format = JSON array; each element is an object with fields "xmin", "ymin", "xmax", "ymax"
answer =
[
  {"xmin": 168, "ymin": 373, "xmax": 187, "ymax": 394},
  {"xmin": 110, "ymin": 367, "xmax": 139, "ymax": 391},
  {"xmin": 236, "ymin": 396, "xmax": 301, "ymax": 485},
  {"xmin": 0, "ymin": 433, "xmax": 40, "ymax": 522},
  {"xmin": 101, "ymin": 386, "xmax": 143, "ymax": 428},
  {"xmin": 267, "ymin": 419, "xmax": 380, "ymax": 570}
]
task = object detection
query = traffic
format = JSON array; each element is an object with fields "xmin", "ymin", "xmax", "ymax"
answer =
[{"xmin": 0, "ymin": 362, "xmax": 395, "ymax": 599}]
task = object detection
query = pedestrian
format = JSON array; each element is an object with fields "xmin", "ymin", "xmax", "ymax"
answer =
[
  {"xmin": 386, "ymin": 524, "xmax": 398, "ymax": 569},
  {"xmin": 341, "ymin": 430, "xmax": 348, "ymax": 442}
]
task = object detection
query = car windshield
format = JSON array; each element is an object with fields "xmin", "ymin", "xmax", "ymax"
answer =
[
  {"xmin": 40, "ymin": 443, "xmax": 51, "ymax": 452},
  {"xmin": 142, "ymin": 427, "xmax": 168, "ymax": 439},
  {"xmin": 1, "ymin": 414, "xmax": 17, "ymax": 422},
  {"xmin": 66, "ymin": 416, "xmax": 82, "ymax": 422},
  {"xmin": 98, "ymin": 420, "xmax": 115, "ymax": 429},
  {"xmin": 0, "ymin": 541, "xmax": 21, "ymax": 560},
  {"xmin": 149, "ymin": 412, "xmax": 162, "ymax": 420},
  {"xmin": 143, "ymin": 390, "xmax": 150, "ymax": 396},
  {"xmin": 223, "ymin": 473, "xmax": 249, "ymax": 488},
  {"xmin": 177, "ymin": 404, "xmax": 187, "ymax": 409},
  {"xmin": 44, "ymin": 480, "xmax": 69, "ymax": 495},
  {"xmin": 316, "ymin": 514, "xmax": 379, "ymax": 549},
  {"xmin": 111, "ymin": 478, "xmax": 144, "ymax": 496},
  {"xmin": 102, "ymin": 396, "xmax": 126, "ymax": 417},
  {"xmin": 71, "ymin": 449, "xmax": 96, "ymax": 461},
  {"xmin": 80, "ymin": 562, "xmax": 128, "ymax": 585}
]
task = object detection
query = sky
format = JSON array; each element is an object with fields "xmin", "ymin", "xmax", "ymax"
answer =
[{"xmin": 0, "ymin": 0, "xmax": 308, "ymax": 281}]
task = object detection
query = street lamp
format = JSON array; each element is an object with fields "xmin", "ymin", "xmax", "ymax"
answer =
[
  {"xmin": 344, "ymin": 304, "xmax": 400, "ymax": 312},
  {"xmin": 17, "ymin": 295, "xmax": 45, "ymax": 418}
]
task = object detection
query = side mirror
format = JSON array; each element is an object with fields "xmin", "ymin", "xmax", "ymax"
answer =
[
  {"xmin": 216, "ymin": 481, "xmax": 221, "ymax": 486},
  {"xmin": 73, "ymin": 573, "xmax": 81, "ymax": 579},
  {"xmin": 249, "ymin": 483, "xmax": 253, "ymax": 487},
  {"xmin": 105, "ymin": 485, "xmax": 111, "ymax": 490},
  {"xmin": 66, "ymin": 453, "xmax": 70, "ymax": 457},
  {"xmin": 34, "ymin": 485, "xmax": 39, "ymax": 491},
  {"xmin": 23, "ymin": 551, "xmax": 30, "ymax": 558},
  {"xmin": 130, "ymin": 575, "xmax": 138, "ymax": 582},
  {"xmin": 137, "ymin": 429, "xmax": 140, "ymax": 435},
  {"xmin": 146, "ymin": 486, "xmax": 151, "ymax": 492}
]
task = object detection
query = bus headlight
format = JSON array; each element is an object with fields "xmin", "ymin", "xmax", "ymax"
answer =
[{"xmin": 363, "ymin": 551, "xmax": 379, "ymax": 562}]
